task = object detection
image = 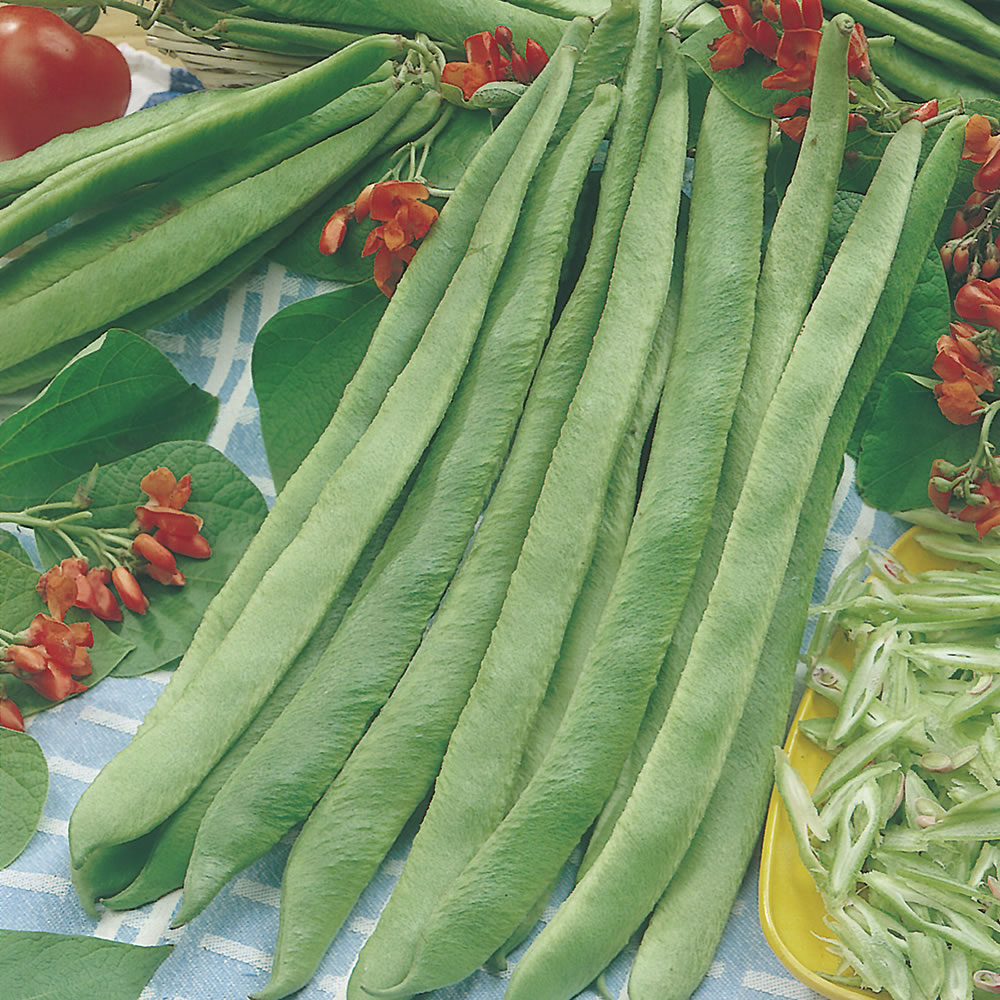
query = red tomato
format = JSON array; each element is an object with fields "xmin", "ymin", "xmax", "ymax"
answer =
[{"xmin": 0, "ymin": 5, "xmax": 131, "ymax": 161}]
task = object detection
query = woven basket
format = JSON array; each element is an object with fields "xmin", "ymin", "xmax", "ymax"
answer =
[{"xmin": 146, "ymin": 23, "xmax": 317, "ymax": 87}]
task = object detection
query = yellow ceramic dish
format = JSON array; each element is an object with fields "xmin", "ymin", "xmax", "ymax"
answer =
[{"xmin": 758, "ymin": 526, "xmax": 958, "ymax": 1000}]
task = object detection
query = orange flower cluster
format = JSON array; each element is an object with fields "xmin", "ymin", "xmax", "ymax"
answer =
[
  {"xmin": 931, "ymin": 320, "xmax": 995, "ymax": 425},
  {"xmin": 3, "ymin": 612, "xmax": 93, "ymax": 703},
  {"xmin": 708, "ymin": 0, "xmax": 871, "ymax": 142},
  {"xmin": 319, "ymin": 180, "xmax": 439, "ymax": 297},
  {"xmin": 962, "ymin": 113, "xmax": 1000, "ymax": 195},
  {"xmin": 38, "ymin": 556, "xmax": 122, "ymax": 621},
  {"xmin": 441, "ymin": 27, "xmax": 548, "ymax": 101},
  {"xmin": 135, "ymin": 466, "xmax": 212, "ymax": 581},
  {"xmin": 929, "ymin": 461, "xmax": 1000, "ymax": 539}
]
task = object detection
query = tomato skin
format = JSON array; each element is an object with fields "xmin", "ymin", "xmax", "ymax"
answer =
[{"xmin": 0, "ymin": 5, "xmax": 131, "ymax": 161}]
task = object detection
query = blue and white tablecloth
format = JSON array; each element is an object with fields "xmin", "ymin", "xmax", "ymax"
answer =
[{"xmin": 0, "ymin": 45, "xmax": 909, "ymax": 1000}]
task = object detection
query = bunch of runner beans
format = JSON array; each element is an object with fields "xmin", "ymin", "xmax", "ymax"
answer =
[
  {"xmin": 822, "ymin": 0, "xmax": 1000, "ymax": 101},
  {"xmin": 0, "ymin": 31, "xmax": 445, "ymax": 393},
  {"xmin": 53, "ymin": 5, "xmax": 969, "ymax": 1000}
]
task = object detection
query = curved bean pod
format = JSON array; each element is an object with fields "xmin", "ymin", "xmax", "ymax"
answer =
[
  {"xmin": 504, "ymin": 116, "xmax": 924, "ymax": 1000},
  {"xmin": 172, "ymin": 45, "xmax": 588, "ymax": 928}
]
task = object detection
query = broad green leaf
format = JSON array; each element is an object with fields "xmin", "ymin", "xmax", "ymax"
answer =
[
  {"xmin": 252, "ymin": 281, "xmax": 387, "ymax": 491},
  {"xmin": 34, "ymin": 440, "xmax": 267, "ymax": 676},
  {"xmin": 0, "ymin": 329, "xmax": 217, "ymax": 510},
  {"xmin": 847, "ymin": 245, "xmax": 951, "ymax": 456},
  {"xmin": 855, "ymin": 373, "xmax": 990, "ymax": 513},
  {"xmin": 0, "ymin": 529, "xmax": 33, "ymax": 567},
  {"xmin": 0, "ymin": 929, "xmax": 171, "ymax": 1000},
  {"xmin": 269, "ymin": 107, "xmax": 494, "ymax": 283},
  {"xmin": 3, "ymin": 617, "xmax": 134, "ymax": 717},
  {"xmin": 0, "ymin": 729, "xmax": 47, "ymax": 868},
  {"xmin": 681, "ymin": 15, "xmax": 797, "ymax": 120},
  {"xmin": 0, "ymin": 547, "xmax": 45, "ymax": 633}
]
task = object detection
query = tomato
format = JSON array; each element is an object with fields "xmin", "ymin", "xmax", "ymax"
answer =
[{"xmin": 0, "ymin": 5, "xmax": 131, "ymax": 161}]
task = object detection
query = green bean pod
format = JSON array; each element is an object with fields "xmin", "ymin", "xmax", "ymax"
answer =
[
  {"xmin": 504, "ymin": 117, "xmax": 924, "ymax": 1000},
  {"xmin": 172, "ymin": 55, "xmax": 591, "ymax": 930},
  {"xmin": 67, "ymin": 40, "xmax": 587, "ymax": 873},
  {"xmin": 821, "ymin": 0, "xmax": 1000, "ymax": 85},
  {"xmin": 363, "ymin": 42, "xmax": 688, "ymax": 998},
  {"xmin": 0, "ymin": 78, "xmax": 399, "ymax": 310},
  {"xmin": 867, "ymin": 35, "xmax": 998, "ymax": 101},
  {"xmin": 344, "ymin": 9, "xmax": 661, "ymax": 995},
  {"xmin": 121, "ymin": 17, "xmax": 594, "ymax": 750},
  {"xmin": 248, "ymin": 85, "xmax": 619, "ymax": 1000},
  {"xmin": 246, "ymin": 0, "xmax": 567, "ymax": 55},
  {"xmin": 876, "ymin": 0, "xmax": 1000, "ymax": 58},
  {"xmin": 581, "ymin": 12, "xmax": 854, "ymax": 875},
  {"xmin": 0, "ymin": 85, "xmax": 239, "ymax": 203},
  {"xmin": 0, "ymin": 33, "xmax": 404, "ymax": 258},
  {"xmin": 0, "ymin": 80, "xmax": 421, "ymax": 375},
  {"xmin": 627, "ymin": 112, "xmax": 967, "ymax": 1000}
]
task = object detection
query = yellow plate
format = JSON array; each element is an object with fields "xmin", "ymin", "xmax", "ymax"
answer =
[{"xmin": 758, "ymin": 526, "xmax": 958, "ymax": 1000}]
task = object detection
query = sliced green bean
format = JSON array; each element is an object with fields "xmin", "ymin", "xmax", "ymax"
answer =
[
  {"xmin": 68, "ymin": 38, "xmax": 584, "ymax": 875},
  {"xmin": 581, "ymin": 13, "xmax": 854, "ymax": 875},
  {"xmin": 173, "ymin": 60, "xmax": 592, "ymax": 930},
  {"xmin": 122, "ymin": 16, "xmax": 594, "ymax": 749},
  {"xmin": 503, "ymin": 117, "xmax": 924, "ymax": 1000},
  {"xmin": 248, "ymin": 85, "xmax": 618, "ymax": 1000},
  {"xmin": 0, "ymin": 33, "xmax": 403, "ymax": 258},
  {"xmin": 627, "ymin": 115, "xmax": 967, "ymax": 997}
]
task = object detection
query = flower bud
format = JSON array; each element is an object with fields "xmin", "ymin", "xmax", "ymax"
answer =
[
  {"xmin": 112, "ymin": 566, "xmax": 148, "ymax": 615},
  {"xmin": 0, "ymin": 695, "xmax": 24, "ymax": 732}
]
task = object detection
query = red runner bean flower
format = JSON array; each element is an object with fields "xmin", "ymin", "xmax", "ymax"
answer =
[
  {"xmin": 441, "ymin": 27, "xmax": 548, "ymax": 101},
  {"xmin": 955, "ymin": 278, "xmax": 1000, "ymax": 330},
  {"xmin": 2, "ymin": 612, "xmax": 93, "ymax": 702},
  {"xmin": 0, "ymin": 694, "xmax": 24, "ymax": 731},
  {"xmin": 962, "ymin": 114, "xmax": 1000, "ymax": 194}
]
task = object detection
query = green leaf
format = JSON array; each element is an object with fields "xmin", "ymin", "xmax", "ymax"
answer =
[
  {"xmin": 0, "ymin": 329, "xmax": 217, "ymax": 510},
  {"xmin": 0, "ymin": 929, "xmax": 172, "ymax": 1000},
  {"xmin": 252, "ymin": 281, "xmax": 387, "ymax": 491},
  {"xmin": 3, "ymin": 617, "xmax": 134, "ymax": 717},
  {"xmin": 0, "ymin": 529, "xmax": 33, "ymax": 567},
  {"xmin": 34, "ymin": 440, "xmax": 267, "ymax": 676},
  {"xmin": 269, "ymin": 107, "xmax": 493, "ymax": 283},
  {"xmin": 0, "ymin": 729, "xmax": 47, "ymax": 869},
  {"xmin": 0, "ymin": 547, "xmax": 46, "ymax": 634},
  {"xmin": 847, "ymin": 245, "xmax": 951, "ymax": 456},
  {"xmin": 681, "ymin": 15, "xmax": 797, "ymax": 120},
  {"xmin": 855, "ymin": 373, "xmax": 990, "ymax": 513}
]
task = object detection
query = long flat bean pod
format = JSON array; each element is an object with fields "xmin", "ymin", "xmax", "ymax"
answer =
[
  {"xmin": 356, "ymin": 48, "xmax": 688, "ymax": 1000},
  {"xmin": 122, "ymin": 18, "xmax": 593, "ymax": 748},
  {"xmin": 67, "ymin": 43, "xmax": 585, "ymax": 872},
  {"xmin": 345, "ymin": 11, "xmax": 660, "ymax": 996},
  {"xmin": 0, "ymin": 77, "xmax": 398, "ymax": 309},
  {"xmin": 0, "ymin": 81, "xmax": 421, "ymax": 374},
  {"xmin": 581, "ymin": 13, "xmax": 854, "ymax": 875},
  {"xmin": 878, "ymin": 0, "xmax": 1000, "ymax": 58},
  {"xmin": 247, "ymin": 87, "xmax": 619, "ymax": 1000},
  {"xmin": 503, "ymin": 117, "xmax": 924, "ymax": 1000},
  {"xmin": 867, "ymin": 36, "xmax": 997, "ymax": 102},
  {"xmin": 173, "ymin": 66, "xmax": 596, "ymax": 931},
  {"xmin": 821, "ymin": 0, "xmax": 1000, "ymax": 85},
  {"xmin": 0, "ymin": 33, "xmax": 403, "ymax": 258},
  {"xmin": 627, "ymin": 113, "xmax": 967, "ymax": 1000},
  {"xmin": 366, "ymin": 43, "xmax": 689, "ymax": 998},
  {"xmin": 89, "ymin": 475, "xmax": 418, "ymax": 914},
  {"xmin": 0, "ymin": 85, "xmax": 239, "ymax": 203},
  {"xmin": 247, "ymin": 0, "xmax": 566, "ymax": 55}
]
